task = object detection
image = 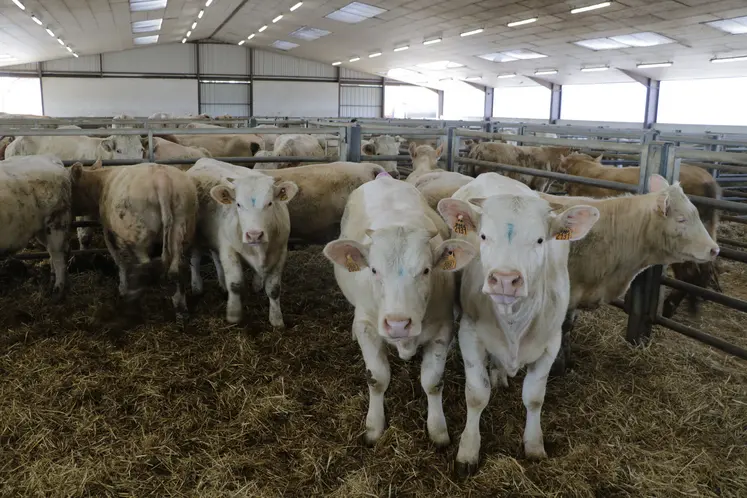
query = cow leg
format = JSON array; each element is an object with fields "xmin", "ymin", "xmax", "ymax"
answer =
[
  {"xmin": 354, "ymin": 315, "xmax": 390, "ymax": 445},
  {"xmin": 211, "ymin": 250, "xmax": 226, "ymax": 292},
  {"xmin": 522, "ymin": 344, "xmax": 558, "ymax": 460},
  {"xmin": 549, "ymin": 309, "xmax": 577, "ymax": 377},
  {"xmin": 663, "ymin": 263, "xmax": 690, "ymax": 318},
  {"xmin": 219, "ymin": 248, "xmax": 243, "ymax": 324},
  {"xmin": 420, "ymin": 324, "xmax": 451, "ymax": 447},
  {"xmin": 455, "ymin": 320, "xmax": 490, "ymax": 477},
  {"xmin": 190, "ymin": 248, "xmax": 204, "ymax": 296},
  {"xmin": 76, "ymin": 215, "xmax": 95, "ymax": 249},
  {"xmin": 488, "ymin": 355, "xmax": 508, "ymax": 389},
  {"xmin": 252, "ymin": 269, "xmax": 264, "ymax": 293},
  {"xmin": 171, "ymin": 252, "xmax": 190, "ymax": 327},
  {"xmin": 103, "ymin": 229, "xmax": 128, "ymax": 296},
  {"xmin": 38, "ymin": 215, "xmax": 70, "ymax": 302},
  {"xmin": 264, "ymin": 266, "xmax": 284, "ymax": 328}
]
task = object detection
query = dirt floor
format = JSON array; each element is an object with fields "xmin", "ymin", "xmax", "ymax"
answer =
[{"xmin": 0, "ymin": 226, "xmax": 745, "ymax": 497}]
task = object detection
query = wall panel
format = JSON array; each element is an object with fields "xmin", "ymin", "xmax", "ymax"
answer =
[
  {"xmin": 253, "ymin": 81, "xmax": 337, "ymax": 117},
  {"xmin": 200, "ymin": 82, "xmax": 250, "ymax": 116},
  {"xmin": 253, "ymin": 49, "xmax": 335, "ymax": 79},
  {"xmin": 102, "ymin": 44, "xmax": 196, "ymax": 74},
  {"xmin": 340, "ymin": 84, "xmax": 381, "ymax": 118},
  {"xmin": 199, "ymin": 44, "xmax": 249, "ymax": 76},
  {"xmin": 42, "ymin": 77, "xmax": 197, "ymax": 116},
  {"xmin": 0, "ymin": 62, "xmax": 38, "ymax": 73},
  {"xmin": 43, "ymin": 54, "xmax": 101, "ymax": 73},
  {"xmin": 340, "ymin": 67, "xmax": 380, "ymax": 82}
]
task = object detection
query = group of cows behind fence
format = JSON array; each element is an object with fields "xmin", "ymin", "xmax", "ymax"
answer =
[{"xmin": 0, "ymin": 111, "xmax": 728, "ymax": 476}]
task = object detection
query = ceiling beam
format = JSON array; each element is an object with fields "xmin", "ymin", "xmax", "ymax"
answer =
[
  {"xmin": 617, "ymin": 68, "xmax": 660, "ymax": 128},
  {"xmin": 616, "ymin": 68, "xmax": 650, "ymax": 86},
  {"xmin": 527, "ymin": 76, "xmax": 553, "ymax": 90},
  {"xmin": 209, "ymin": 0, "xmax": 250, "ymax": 39},
  {"xmin": 464, "ymin": 81, "xmax": 488, "ymax": 92}
]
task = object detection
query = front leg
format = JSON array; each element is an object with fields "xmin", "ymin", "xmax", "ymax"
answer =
[
  {"xmin": 190, "ymin": 248, "xmax": 204, "ymax": 296},
  {"xmin": 455, "ymin": 319, "xmax": 490, "ymax": 477},
  {"xmin": 522, "ymin": 339, "xmax": 560, "ymax": 460},
  {"xmin": 219, "ymin": 248, "xmax": 244, "ymax": 324},
  {"xmin": 549, "ymin": 309, "xmax": 577, "ymax": 377},
  {"xmin": 264, "ymin": 250, "xmax": 287, "ymax": 328},
  {"xmin": 420, "ymin": 323, "xmax": 452, "ymax": 447},
  {"xmin": 354, "ymin": 315, "xmax": 390, "ymax": 445},
  {"xmin": 211, "ymin": 250, "xmax": 226, "ymax": 292},
  {"xmin": 103, "ymin": 229, "xmax": 128, "ymax": 296}
]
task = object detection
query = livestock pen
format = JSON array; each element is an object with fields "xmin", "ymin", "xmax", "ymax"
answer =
[{"xmin": 0, "ymin": 119, "xmax": 744, "ymax": 496}]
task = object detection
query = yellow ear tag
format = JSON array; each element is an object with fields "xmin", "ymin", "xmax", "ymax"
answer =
[
  {"xmin": 278, "ymin": 188, "xmax": 288, "ymax": 201},
  {"xmin": 555, "ymin": 227, "xmax": 573, "ymax": 240},
  {"xmin": 453, "ymin": 214, "xmax": 468, "ymax": 235},
  {"xmin": 441, "ymin": 250, "xmax": 457, "ymax": 271},
  {"xmin": 345, "ymin": 254, "xmax": 361, "ymax": 272}
]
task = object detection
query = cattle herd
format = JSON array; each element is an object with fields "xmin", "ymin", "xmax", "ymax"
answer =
[{"xmin": 0, "ymin": 112, "xmax": 723, "ymax": 476}]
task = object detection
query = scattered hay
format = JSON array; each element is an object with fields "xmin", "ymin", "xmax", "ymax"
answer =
[{"xmin": 0, "ymin": 235, "xmax": 744, "ymax": 496}]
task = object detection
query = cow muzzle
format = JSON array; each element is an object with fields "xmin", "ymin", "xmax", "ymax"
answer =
[
  {"xmin": 243, "ymin": 230, "xmax": 265, "ymax": 245},
  {"xmin": 483, "ymin": 270, "xmax": 527, "ymax": 311},
  {"xmin": 382, "ymin": 314, "xmax": 414, "ymax": 339}
]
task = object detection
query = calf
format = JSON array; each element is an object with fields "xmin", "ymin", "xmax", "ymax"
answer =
[
  {"xmin": 70, "ymin": 161, "xmax": 197, "ymax": 323},
  {"xmin": 323, "ymin": 177, "xmax": 476, "ymax": 446},
  {"xmin": 437, "ymin": 176, "xmax": 599, "ymax": 475},
  {"xmin": 405, "ymin": 143, "xmax": 444, "ymax": 184},
  {"xmin": 361, "ymin": 135, "xmax": 402, "ymax": 177},
  {"xmin": 0, "ymin": 155, "xmax": 72, "ymax": 300},
  {"xmin": 187, "ymin": 158, "xmax": 298, "ymax": 327},
  {"xmin": 142, "ymin": 137, "xmax": 212, "ymax": 171},
  {"xmin": 538, "ymin": 175, "xmax": 720, "ymax": 374},
  {"xmin": 254, "ymin": 134, "xmax": 326, "ymax": 170},
  {"xmin": 557, "ymin": 152, "xmax": 721, "ymax": 317},
  {"xmin": 413, "ymin": 170, "xmax": 473, "ymax": 211},
  {"xmin": 175, "ymin": 129, "xmax": 264, "ymax": 158}
]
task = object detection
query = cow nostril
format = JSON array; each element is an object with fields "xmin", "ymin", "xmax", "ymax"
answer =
[
  {"xmin": 488, "ymin": 275, "xmax": 498, "ymax": 286},
  {"xmin": 512, "ymin": 276, "xmax": 523, "ymax": 288},
  {"xmin": 711, "ymin": 246, "xmax": 720, "ymax": 258}
]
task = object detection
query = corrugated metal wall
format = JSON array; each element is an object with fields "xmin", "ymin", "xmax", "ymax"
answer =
[
  {"xmin": 253, "ymin": 49, "xmax": 336, "ymax": 79},
  {"xmin": 340, "ymin": 67, "xmax": 380, "ymax": 81},
  {"xmin": 200, "ymin": 82, "xmax": 250, "ymax": 117},
  {"xmin": 340, "ymin": 84, "xmax": 382, "ymax": 118},
  {"xmin": 0, "ymin": 62, "xmax": 38, "ymax": 73},
  {"xmin": 103, "ymin": 44, "xmax": 196, "ymax": 74},
  {"xmin": 199, "ymin": 44, "xmax": 249, "ymax": 77},
  {"xmin": 43, "ymin": 54, "xmax": 101, "ymax": 73}
]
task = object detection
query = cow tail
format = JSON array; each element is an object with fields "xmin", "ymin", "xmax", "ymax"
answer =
[{"xmin": 156, "ymin": 175, "xmax": 178, "ymax": 276}]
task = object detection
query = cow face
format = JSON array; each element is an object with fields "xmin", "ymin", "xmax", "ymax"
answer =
[
  {"xmin": 648, "ymin": 175, "xmax": 719, "ymax": 263},
  {"xmin": 210, "ymin": 175, "xmax": 297, "ymax": 245},
  {"xmin": 361, "ymin": 135, "xmax": 401, "ymax": 178},
  {"xmin": 439, "ymin": 195, "xmax": 598, "ymax": 315},
  {"xmin": 100, "ymin": 135, "xmax": 145, "ymax": 159},
  {"xmin": 324, "ymin": 227, "xmax": 476, "ymax": 340}
]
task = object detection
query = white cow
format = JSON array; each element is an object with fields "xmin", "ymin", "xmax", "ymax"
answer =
[
  {"xmin": 323, "ymin": 176, "xmax": 477, "ymax": 446},
  {"xmin": 254, "ymin": 134, "xmax": 325, "ymax": 170},
  {"xmin": 437, "ymin": 173, "xmax": 599, "ymax": 475},
  {"xmin": 112, "ymin": 114, "xmax": 135, "ymax": 129},
  {"xmin": 187, "ymin": 158, "xmax": 298, "ymax": 328},
  {"xmin": 361, "ymin": 135, "xmax": 402, "ymax": 177},
  {"xmin": 0, "ymin": 155, "xmax": 72, "ymax": 300}
]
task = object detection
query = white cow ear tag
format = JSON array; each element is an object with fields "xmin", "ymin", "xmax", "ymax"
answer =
[
  {"xmin": 555, "ymin": 227, "xmax": 573, "ymax": 240},
  {"xmin": 345, "ymin": 254, "xmax": 361, "ymax": 272},
  {"xmin": 441, "ymin": 250, "xmax": 457, "ymax": 271},
  {"xmin": 454, "ymin": 215, "xmax": 468, "ymax": 235},
  {"xmin": 278, "ymin": 187, "xmax": 288, "ymax": 201}
]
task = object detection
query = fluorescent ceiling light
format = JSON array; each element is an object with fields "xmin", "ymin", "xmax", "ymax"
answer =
[
  {"xmin": 574, "ymin": 37, "xmax": 628, "ymax": 50},
  {"xmin": 581, "ymin": 65, "xmax": 609, "ymax": 72},
  {"xmin": 290, "ymin": 26, "xmax": 331, "ymax": 40},
  {"xmin": 248, "ymin": 34, "xmax": 255, "ymax": 40},
  {"xmin": 66, "ymin": 46, "xmax": 73, "ymax": 52},
  {"xmin": 57, "ymin": 38, "xmax": 64, "ymax": 45},
  {"xmin": 271, "ymin": 40, "xmax": 299, "ymax": 51},
  {"xmin": 349, "ymin": 56, "xmax": 361, "ymax": 62},
  {"xmin": 535, "ymin": 69, "xmax": 558, "ymax": 75},
  {"xmin": 186, "ymin": 30, "xmax": 192, "ymax": 37},
  {"xmin": 198, "ymin": 10, "xmax": 204, "ymax": 18},
  {"xmin": 394, "ymin": 45, "xmax": 409, "ymax": 52},
  {"xmin": 369, "ymin": 52, "xmax": 381, "ymax": 58},
  {"xmin": 507, "ymin": 18, "xmax": 537, "ymax": 27},
  {"xmin": 325, "ymin": 2, "xmax": 387, "ymax": 23},
  {"xmin": 45, "ymin": 28, "xmax": 55, "ymax": 37},
  {"xmin": 463, "ymin": 76, "xmax": 481, "ymax": 81},
  {"xmin": 290, "ymin": 2, "xmax": 303, "ymax": 11},
  {"xmin": 636, "ymin": 61, "xmax": 672, "ymax": 68},
  {"xmin": 258, "ymin": 25, "xmax": 267, "ymax": 32},
  {"xmin": 11, "ymin": 0, "xmax": 25, "ymax": 10},
  {"xmin": 461, "ymin": 28, "xmax": 483, "ymax": 37},
  {"xmin": 610, "ymin": 32, "xmax": 674, "ymax": 47},
  {"xmin": 205, "ymin": 0, "xmax": 213, "ymax": 6},
  {"xmin": 191, "ymin": 22, "xmax": 197, "ymax": 29},
  {"xmin": 73, "ymin": 53, "xmax": 79, "ymax": 58},
  {"xmin": 131, "ymin": 19, "xmax": 162, "ymax": 33},
  {"xmin": 706, "ymin": 15, "xmax": 747, "ymax": 35},
  {"xmin": 31, "ymin": 15, "xmax": 42, "ymax": 25},
  {"xmin": 478, "ymin": 52, "xmax": 517, "ymax": 62},
  {"xmin": 711, "ymin": 55, "xmax": 747, "ymax": 63},
  {"xmin": 129, "ymin": 0, "xmax": 167, "ymax": 12},
  {"xmin": 503, "ymin": 49, "xmax": 547, "ymax": 60},
  {"xmin": 273, "ymin": 15, "xmax": 283, "ymax": 23},
  {"xmin": 417, "ymin": 60, "xmax": 464, "ymax": 70},
  {"xmin": 238, "ymin": 40, "xmax": 245, "ymax": 45},
  {"xmin": 497, "ymin": 73, "xmax": 516, "ymax": 78},
  {"xmin": 332, "ymin": 61, "xmax": 341, "ymax": 66},
  {"xmin": 182, "ymin": 38, "xmax": 187, "ymax": 43},
  {"xmin": 423, "ymin": 37, "xmax": 441, "ymax": 45},
  {"xmin": 134, "ymin": 35, "xmax": 159, "ymax": 45},
  {"xmin": 571, "ymin": 2, "xmax": 611, "ymax": 14}
]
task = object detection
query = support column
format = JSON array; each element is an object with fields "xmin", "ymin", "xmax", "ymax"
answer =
[
  {"xmin": 484, "ymin": 86, "xmax": 494, "ymax": 121},
  {"xmin": 643, "ymin": 79, "xmax": 660, "ymax": 129},
  {"xmin": 550, "ymin": 83, "xmax": 562, "ymax": 123},
  {"xmin": 437, "ymin": 90, "xmax": 444, "ymax": 119}
]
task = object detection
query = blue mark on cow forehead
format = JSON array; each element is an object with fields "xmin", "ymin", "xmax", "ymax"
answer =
[
  {"xmin": 507, "ymin": 222, "xmax": 515, "ymax": 243},
  {"xmin": 398, "ymin": 267, "xmax": 404, "ymax": 277},
  {"xmin": 251, "ymin": 197, "xmax": 256, "ymax": 207}
]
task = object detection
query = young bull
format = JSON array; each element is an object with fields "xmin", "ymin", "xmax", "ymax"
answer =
[
  {"xmin": 0, "ymin": 155, "xmax": 73, "ymax": 300},
  {"xmin": 187, "ymin": 158, "xmax": 298, "ymax": 327},
  {"xmin": 70, "ymin": 160, "xmax": 197, "ymax": 324},
  {"xmin": 323, "ymin": 176, "xmax": 477, "ymax": 446},
  {"xmin": 405, "ymin": 143, "xmax": 444, "ymax": 184},
  {"xmin": 361, "ymin": 135, "xmax": 402, "ymax": 178},
  {"xmin": 437, "ymin": 176, "xmax": 599, "ymax": 475}
]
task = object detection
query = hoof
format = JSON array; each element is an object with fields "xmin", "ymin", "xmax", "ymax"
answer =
[
  {"xmin": 430, "ymin": 433, "xmax": 451, "ymax": 449},
  {"xmin": 226, "ymin": 313, "xmax": 242, "ymax": 325},
  {"xmin": 362, "ymin": 426, "xmax": 384, "ymax": 447},
  {"xmin": 455, "ymin": 460, "xmax": 479, "ymax": 478},
  {"xmin": 524, "ymin": 443, "xmax": 547, "ymax": 460}
]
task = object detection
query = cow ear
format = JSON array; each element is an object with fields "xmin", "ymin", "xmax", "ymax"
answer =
[
  {"xmin": 437, "ymin": 198, "xmax": 478, "ymax": 236},
  {"xmin": 550, "ymin": 205, "xmax": 600, "ymax": 241},
  {"xmin": 250, "ymin": 142, "xmax": 261, "ymax": 156},
  {"xmin": 91, "ymin": 158, "xmax": 103, "ymax": 169},
  {"xmin": 648, "ymin": 174, "xmax": 669, "ymax": 192},
  {"xmin": 210, "ymin": 184, "xmax": 236, "ymax": 205},
  {"xmin": 362, "ymin": 143, "xmax": 375, "ymax": 155},
  {"xmin": 140, "ymin": 137, "xmax": 149, "ymax": 149},
  {"xmin": 273, "ymin": 181, "xmax": 298, "ymax": 203},
  {"xmin": 435, "ymin": 143, "xmax": 444, "ymax": 158},
  {"xmin": 409, "ymin": 142, "xmax": 417, "ymax": 158},
  {"xmin": 595, "ymin": 154, "xmax": 603, "ymax": 163},
  {"xmin": 433, "ymin": 239, "xmax": 477, "ymax": 272},
  {"xmin": 70, "ymin": 162, "xmax": 83, "ymax": 182},
  {"xmin": 101, "ymin": 138, "xmax": 115, "ymax": 152},
  {"xmin": 323, "ymin": 239, "xmax": 369, "ymax": 272}
]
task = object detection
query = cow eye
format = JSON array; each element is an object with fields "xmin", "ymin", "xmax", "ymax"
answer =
[
  {"xmin": 423, "ymin": 268, "xmax": 430, "ymax": 275},
  {"xmin": 236, "ymin": 203, "xmax": 242, "ymax": 208},
  {"xmin": 537, "ymin": 238, "xmax": 544, "ymax": 244},
  {"xmin": 371, "ymin": 268, "xmax": 377, "ymax": 275},
  {"xmin": 480, "ymin": 234, "xmax": 486, "ymax": 241},
  {"xmin": 676, "ymin": 216, "xmax": 686, "ymax": 223},
  {"xmin": 267, "ymin": 201, "xmax": 273, "ymax": 207},
  {"xmin": 116, "ymin": 149, "xmax": 122, "ymax": 154}
]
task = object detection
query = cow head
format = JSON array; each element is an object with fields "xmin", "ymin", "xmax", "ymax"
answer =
[
  {"xmin": 646, "ymin": 174, "xmax": 719, "ymax": 263},
  {"xmin": 210, "ymin": 174, "xmax": 297, "ymax": 246},
  {"xmin": 410, "ymin": 143, "xmax": 443, "ymax": 171},
  {"xmin": 362, "ymin": 135, "xmax": 401, "ymax": 177},
  {"xmin": 324, "ymin": 227, "xmax": 476, "ymax": 340},
  {"xmin": 439, "ymin": 194, "xmax": 598, "ymax": 315},
  {"xmin": 100, "ymin": 135, "xmax": 145, "ymax": 159}
]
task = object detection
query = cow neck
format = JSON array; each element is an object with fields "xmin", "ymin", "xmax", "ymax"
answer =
[
  {"xmin": 75, "ymin": 168, "xmax": 115, "ymax": 216},
  {"xmin": 411, "ymin": 157, "xmax": 435, "ymax": 174}
]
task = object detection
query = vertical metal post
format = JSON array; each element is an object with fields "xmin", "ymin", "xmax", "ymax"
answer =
[
  {"xmin": 249, "ymin": 47, "xmax": 254, "ymax": 117},
  {"xmin": 249, "ymin": 117, "xmax": 257, "ymax": 127},
  {"xmin": 437, "ymin": 90, "xmax": 444, "ymax": 119},
  {"xmin": 483, "ymin": 86, "xmax": 494, "ymax": 123},
  {"xmin": 147, "ymin": 128, "xmax": 154, "ymax": 162},
  {"xmin": 446, "ymin": 127, "xmax": 456, "ymax": 172},
  {"xmin": 643, "ymin": 78, "xmax": 660, "ymax": 129},
  {"xmin": 195, "ymin": 43, "xmax": 202, "ymax": 114},
  {"xmin": 348, "ymin": 124, "xmax": 361, "ymax": 162},
  {"xmin": 338, "ymin": 126, "xmax": 347, "ymax": 161},
  {"xmin": 549, "ymin": 83, "xmax": 562, "ymax": 123},
  {"xmin": 37, "ymin": 63, "xmax": 45, "ymax": 115}
]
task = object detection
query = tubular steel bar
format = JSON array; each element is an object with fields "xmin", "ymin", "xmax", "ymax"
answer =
[
  {"xmin": 360, "ymin": 155, "xmax": 411, "ymax": 162},
  {"xmin": 0, "ymin": 127, "xmax": 331, "ymax": 137},
  {"xmin": 13, "ymin": 249, "xmax": 110, "ymax": 261},
  {"xmin": 456, "ymin": 157, "xmax": 641, "ymax": 194},
  {"xmin": 718, "ymin": 246, "xmax": 747, "ymax": 264},
  {"xmin": 660, "ymin": 276, "xmax": 747, "ymax": 313},
  {"xmin": 720, "ymin": 237, "xmax": 747, "ymax": 249},
  {"xmin": 60, "ymin": 156, "xmax": 333, "ymax": 167},
  {"xmin": 655, "ymin": 316, "xmax": 747, "ymax": 360},
  {"xmin": 457, "ymin": 128, "xmax": 644, "ymax": 153}
]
